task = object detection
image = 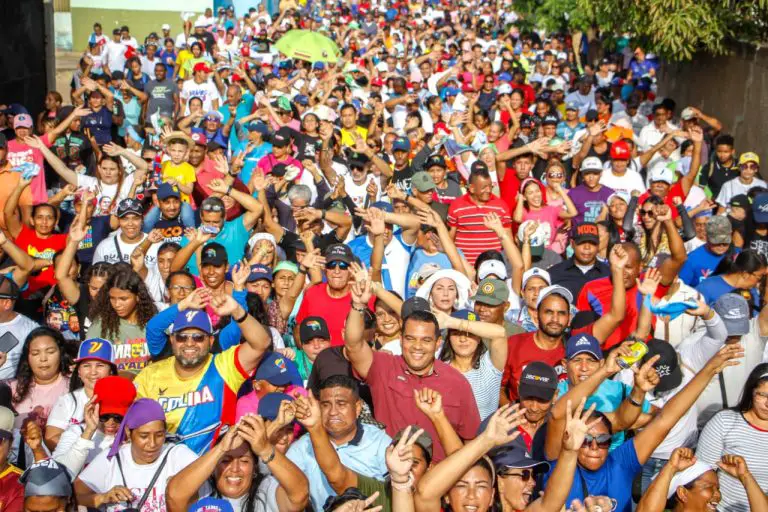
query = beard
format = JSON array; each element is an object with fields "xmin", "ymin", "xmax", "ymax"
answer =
[
  {"xmin": 176, "ymin": 348, "xmax": 209, "ymax": 368},
  {"xmin": 540, "ymin": 322, "xmax": 566, "ymax": 338}
]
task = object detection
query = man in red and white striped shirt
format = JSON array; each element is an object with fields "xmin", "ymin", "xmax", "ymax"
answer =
[{"xmin": 447, "ymin": 162, "xmax": 513, "ymax": 265}]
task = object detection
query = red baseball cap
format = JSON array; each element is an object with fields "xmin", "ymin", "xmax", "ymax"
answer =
[
  {"xmin": 193, "ymin": 62, "xmax": 212, "ymax": 73},
  {"xmin": 94, "ymin": 376, "xmax": 137, "ymax": 416},
  {"xmin": 610, "ymin": 140, "xmax": 631, "ymax": 160},
  {"xmin": 371, "ymin": 77, "xmax": 384, "ymax": 87}
]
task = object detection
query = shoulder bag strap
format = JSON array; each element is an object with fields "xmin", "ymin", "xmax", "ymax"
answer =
[
  {"xmin": 113, "ymin": 236, "xmax": 124, "ymax": 262},
  {"xmin": 115, "ymin": 453, "xmax": 129, "ymax": 488},
  {"xmin": 134, "ymin": 446, "xmax": 174, "ymax": 511}
]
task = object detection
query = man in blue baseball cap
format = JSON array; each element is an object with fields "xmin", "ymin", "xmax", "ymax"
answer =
[
  {"xmin": 236, "ymin": 352, "xmax": 302, "ymax": 420},
  {"xmin": 390, "ymin": 136, "xmax": 414, "ymax": 191}
]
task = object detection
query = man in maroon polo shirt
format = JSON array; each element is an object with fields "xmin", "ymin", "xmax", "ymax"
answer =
[{"xmin": 343, "ymin": 273, "xmax": 480, "ymax": 462}]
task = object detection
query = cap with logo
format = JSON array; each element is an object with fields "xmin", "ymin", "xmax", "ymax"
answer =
[
  {"xmin": 94, "ymin": 376, "xmax": 137, "ymax": 416},
  {"xmin": 76, "ymin": 338, "xmax": 115, "ymax": 365},
  {"xmin": 393, "ymin": 137, "xmax": 411, "ymax": 152},
  {"xmin": 270, "ymin": 127, "xmax": 292, "ymax": 147},
  {"xmin": 713, "ymin": 293, "xmax": 750, "ymax": 336},
  {"xmin": 417, "ymin": 262, "xmax": 442, "ymax": 281},
  {"xmin": 255, "ymin": 352, "xmax": 301, "ymax": 386},
  {"xmin": 325, "ymin": 243, "xmax": 354, "ymax": 264},
  {"xmin": 729, "ymin": 194, "xmax": 750, "ymax": 209},
  {"xmin": 522, "ymin": 267, "xmax": 551, "ymax": 290},
  {"xmin": 754, "ymin": 193, "xmax": 768, "ymax": 223},
  {"xmin": 450, "ymin": 309, "xmax": 479, "ymax": 324},
  {"xmin": 13, "ymin": 113, "xmax": 33, "ymax": 129},
  {"xmin": 641, "ymin": 339, "xmax": 683, "ymax": 393},
  {"xmin": 116, "ymin": 198, "xmax": 143, "ymax": 218},
  {"xmin": 565, "ymin": 334, "xmax": 603, "ymax": 360},
  {"xmin": 565, "ymin": 101, "xmax": 579, "ymax": 111},
  {"xmin": 580, "ymin": 156, "xmax": 603, "ymax": 173},
  {"xmin": 258, "ymin": 392, "xmax": 295, "ymax": 421},
  {"xmin": 572, "ymin": 222, "xmax": 600, "ymax": 245},
  {"xmin": 426, "ymin": 155, "xmax": 446, "ymax": 169},
  {"xmin": 517, "ymin": 361, "xmax": 558, "ymax": 401},
  {"xmin": 200, "ymin": 242, "xmax": 228, "ymax": 267},
  {"xmin": 610, "ymin": 140, "xmax": 631, "ymax": 160},
  {"xmin": 188, "ymin": 497, "xmax": 235, "ymax": 512},
  {"xmin": 706, "ymin": 216, "xmax": 732, "ymax": 245},
  {"xmin": 478, "ymin": 259, "xmax": 508, "ymax": 280},
  {"xmin": 471, "ymin": 278, "xmax": 509, "ymax": 306},
  {"xmin": 738, "ymin": 152, "xmax": 760, "ymax": 166},
  {"xmin": 247, "ymin": 120, "xmax": 271, "ymax": 135},
  {"xmin": 536, "ymin": 284, "xmax": 573, "ymax": 308},
  {"xmin": 492, "ymin": 446, "xmax": 551, "ymax": 473},
  {"xmin": 680, "ymin": 107, "xmax": 697, "ymax": 121},
  {"xmin": 156, "ymin": 182, "xmax": 181, "ymax": 200},
  {"xmin": 20, "ymin": 459, "xmax": 73, "ymax": 498},
  {"xmin": 299, "ymin": 316, "xmax": 331, "ymax": 343},
  {"xmin": 541, "ymin": 114, "xmax": 558, "ymax": 126},
  {"xmin": 648, "ymin": 162, "xmax": 674, "ymax": 184},
  {"xmin": 171, "ymin": 308, "xmax": 214, "ymax": 334},
  {"xmin": 411, "ymin": 171, "xmax": 436, "ymax": 192},
  {"xmin": 247, "ymin": 264, "xmax": 273, "ymax": 283},
  {"xmin": 191, "ymin": 131, "xmax": 209, "ymax": 146}
]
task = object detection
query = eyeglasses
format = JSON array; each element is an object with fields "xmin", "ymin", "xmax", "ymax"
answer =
[
  {"xmin": 99, "ymin": 413, "xmax": 124, "ymax": 423},
  {"xmin": 325, "ymin": 261, "xmax": 350, "ymax": 270},
  {"xmin": 742, "ymin": 163, "xmax": 759, "ymax": 170},
  {"xmin": 548, "ymin": 173, "xmax": 564, "ymax": 179},
  {"xmin": 499, "ymin": 469, "xmax": 534, "ymax": 481},
  {"xmin": 169, "ymin": 284, "xmax": 195, "ymax": 292},
  {"xmin": 175, "ymin": 333, "xmax": 207, "ymax": 343},
  {"xmin": 202, "ymin": 203, "xmax": 225, "ymax": 212},
  {"xmin": 582, "ymin": 433, "xmax": 612, "ymax": 448},
  {"xmin": 640, "ymin": 209, "xmax": 655, "ymax": 217},
  {"xmin": 754, "ymin": 391, "xmax": 768, "ymax": 401}
]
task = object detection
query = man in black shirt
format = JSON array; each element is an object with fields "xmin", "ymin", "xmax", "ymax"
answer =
[{"xmin": 548, "ymin": 222, "xmax": 610, "ymax": 298}]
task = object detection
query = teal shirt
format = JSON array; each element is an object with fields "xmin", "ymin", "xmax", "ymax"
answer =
[{"xmin": 179, "ymin": 216, "xmax": 250, "ymax": 275}]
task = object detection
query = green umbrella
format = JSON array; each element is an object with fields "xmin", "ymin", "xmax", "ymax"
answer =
[{"xmin": 274, "ymin": 29, "xmax": 341, "ymax": 63}]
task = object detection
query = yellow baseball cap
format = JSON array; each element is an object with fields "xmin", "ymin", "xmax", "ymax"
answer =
[{"xmin": 739, "ymin": 152, "xmax": 760, "ymax": 166}]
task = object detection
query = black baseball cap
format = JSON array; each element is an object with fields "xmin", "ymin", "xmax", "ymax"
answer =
[
  {"xmin": 517, "ymin": 361, "xmax": 558, "ymax": 401},
  {"xmin": 200, "ymin": 242, "xmax": 228, "ymax": 267},
  {"xmin": 324, "ymin": 244, "xmax": 354, "ymax": 264},
  {"xmin": 572, "ymin": 222, "xmax": 600, "ymax": 244},
  {"xmin": 542, "ymin": 114, "xmax": 559, "ymax": 126},
  {"xmin": 426, "ymin": 154, "xmax": 446, "ymax": 169},
  {"xmin": 271, "ymin": 127, "xmax": 292, "ymax": 148},
  {"xmin": 642, "ymin": 339, "xmax": 683, "ymax": 393},
  {"xmin": 401, "ymin": 296, "xmax": 430, "ymax": 320},
  {"xmin": 299, "ymin": 317, "xmax": 331, "ymax": 344},
  {"xmin": 116, "ymin": 198, "xmax": 143, "ymax": 218}
]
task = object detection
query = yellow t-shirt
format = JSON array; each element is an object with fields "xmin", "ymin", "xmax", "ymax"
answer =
[
  {"xmin": 340, "ymin": 126, "xmax": 369, "ymax": 147},
  {"xmin": 176, "ymin": 49, "xmax": 194, "ymax": 80},
  {"xmin": 161, "ymin": 161, "xmax": 196, "ymax": 202},
  {"xmin": 134, "ymin": 344, "xmax": 249, "ymax": 453}
]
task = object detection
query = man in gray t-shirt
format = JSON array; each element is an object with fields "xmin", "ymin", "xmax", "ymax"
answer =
[{"xmin": 144, "ymin": 62, "xmax": 178, "ymax": 122}]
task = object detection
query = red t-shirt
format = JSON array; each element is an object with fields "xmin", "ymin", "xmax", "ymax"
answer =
[
  {"xmin": 447, "ymin": 193, "xmax": 512, "ymax": 265},
  {"xmin": 638, "ymin": 182, "xmax": 686, "ymax": 219},
  {"xmin": 295, "ymin": 283, "xmax": 352, "ymax": 346},
  {"xmin": 502, "ymin": 324, "xmax": 593, "ymax": 401},
  {"xmin": 0, "ymin": 465, "xmax": 23, "ymax": 512},
  {"xmin": 365, "ymin": 351, "xmax": 480, "ymax": 462},
  {"xmin": 14, "ymin": 225, "xmax": 66, "ymax": 296}
]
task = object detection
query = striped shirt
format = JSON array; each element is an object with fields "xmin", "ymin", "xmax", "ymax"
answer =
[
  {"xmin": 459, "ymin": 351, "xmax": 503, "ymax": 421},
  {"xmin": 696, "ymin": 410, "xmax": 768, "ymax": 512},
  {"xmin": 447, "ymin": 193, "xmax": 512, "ymax": 264}
]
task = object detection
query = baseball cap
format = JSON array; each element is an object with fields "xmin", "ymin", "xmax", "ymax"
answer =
[
  {"xmin": 649, "ymin": 163, "xmax": 674, "ymax": 184},
  {"xmin": 76, "ymin": 338, "xmax": 115, "ymax": 364},
  {"xmin": 393, "ymin": 137, "xmax": 411, "ymax": 152},
  {"xmin": 565, "ymin": 101, "xmax": 579, "ymax": 111},
  {"xmin": 247, "ymin": 121, "xmax": 270, "ymax": 135},
  {"xmin": 680, "ymin": 107, "xmax": 697, "ymax": 121},
  {"xmin": 191, "ymin": 131, "xmax": 208, "ymax": 146},
  {"xmin": 162, "ymin": 23, "xmax": 171, "ymax": 30},
  {"xmin": 201, "ymin": 243, "xmax": 228, "ymax": 267},
  {"xmin": 497, "ymin": 83, "xmax": 513, "ymax": 95},
  {"xmin": 471, "ymin": 278, "xmax": 509, "ymax": 306},
  {"xmin": 607, "ymin": 191, "xmax": 630, "ymax": 206},
  {"xmin": 642, "ymin": 339, "xmax": 683, "ymax": 393},
  {"xmin": 471, "ymin": 161, "xmax": 489, "ymax": 174},
  {"xmin": 572, "ymin": 222, "xmax": 600, "ymax": 244},
  {"xmin": 204, "ymin": 110, "xmax": 224, "ymax": 122},
  {"xmin": 754, "ymin": 193, "xmax": 768, "ymax": 223},
  {"xmin": 116, "ymin": 198, "xmax": 143, "ymax": 218},
  {"xmin": 325, "ymin": 243, "xmax": 354, "ymax": 264},
  {"xmin": 20, "ymin": 459, "xmax": 73, "ymax": 497},
  {"xmin": 294, "ymin": 95, "xmax": 309, "ymax": 106},
  {"xmin": 13, "ymin": 113, "xmax": 33, "ymax": 129},
  {"xmin": 257, "ymin": 392, "xmax": 295, "ymax": 421},
  {"xmin": 247, "ymin": 264, "xmax": 273, "ymax": 283},
  {"xmin": 730, "ymin": 194, "xmax": 750, "ymax": 209},
  {"xmin": 664, "ymin": 462, "xmax": 716, "ymax": 499},
  {"xmin": 0, "ymin": 407, "xmax": 13, "ymax": 439},
  {"xmin": 517, "ymin": 361, "xmax": 558, "ymax": 401},
  {"xmin": 371, "ymin": 77, "xmax": 384, "ymax": 87},
  {"xmin": 271, "ymin": 127, "xmax": 292, "ymax": 147},
  {"xmin": 156, "ymin": 182, "xmax": 181, "ymax": 200},
  {"xmin": 580, "ymin": 156, "xmax": 603, "ymax": 173},
  {"xmin": 274, "ymin": 261, "xmax": 299, "ymax": 275},
  {"xmin": 417, "ymin": 263, "xmax": 442, "ymax": 281},
  {"xmin": 522, "ymin": 268, "xmax": 551, "ymax": 289},
  {"xmin": 299, "ymin": 316, "xmax": 331, "ymax": 343},
  {"xmin": 536, "ymin": 284, "xmax": 573, "ymax": 308},
  {"xmin": 193, "ymin": 62, "xmax": 212, "ymax": 73},
  {"xmin": 94, "ymin": 376, "xmax": 137, "ymax": 416},
  {"xmin": 111, "ymin": 70, "xmax": 125, "ymax": 80},
  {"xmin": 477, "ymin": 259, "xmax": 508, "ymax": 280},
  {"xmin": 738, "ymin": 152, "xmax": 760, "ymax": 166},
  {"xmin": 171, "ymin": 308, "xmax": 214, "ymax": 334},
  {"xmin": 713, "ymin": 293, "xmax": 750, "ymax": 336},
  {"xmin": 255, "ymin": 352, "xmax": 301, "ymax": 386},
  {"xmin": 411, "ymin": 171, "xmax": 436, "ymax": 192},
  {"xmin": 610, "ymin": 140, "xmax": 631, "ymax": 160},
  {"xmin": 450, "ymin": 309, "xmax": 478, "ymax": 323},
  {"xmin": 492, "ymin": 447, "xmax": 551, "ymax": 474},
  {"xmin": 189, "ymin": 497, "xmax": 235, "ymax": 512},
  {"xmin": 393, "ymin": 426, "xmax": 433, "ymax": 461},
  {"xmin": 401, "ymin": 296, "xmax": 430, "ymax": 319},
  {"xmin": 565, "ymin": 334, "xmax": 603, "ymax": 360},
  {"xmin": 426, "ymin": 155, "xmax": 446, "ymax": 169},
  {"xmin": 706, "ymin": 216, "xmax": 732, "ymax": 245},
  {"xmin": 541, "ymin": 114, "xmax": 558, "ymax": 126}
]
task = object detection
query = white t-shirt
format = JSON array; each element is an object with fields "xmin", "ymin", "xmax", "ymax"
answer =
[
  {"xmin": 105, "ymin": 41, "xmax": 128, "ymax": 72},
  {"xmin": 181, "ymin": 79, "xmax": 221, "ymax": 115},
  {"xmin": 599, "ymin": 168, "xmax": 647, "ymax": 196},
  {"xmin": 77, "ymin": 173, "xmax": 136, "ymax": 217},
  {"xmin": 0, "ymin": 313, "xmax": 38, "ymax": 380},
  {"xmin": 225, "ymin": 475, "xmax": 280, "ymax": 512},
  {"xmin": 716, "ymin": 177, "xmax": 768, "ymax": 207},
  {"xmin": 47, "ymin": 388, "xmax": 88, "ymax": 431},
  {"xmin": 343, "ymin": 174, "xmax": 380, "ymax": 208},
  {"xmin": 93, "ymin": 232, "xmax": 161, "ymax": 268},
  {"xmin": 79, "ymin": 443, "xmax": 207, "ymax": 512}
]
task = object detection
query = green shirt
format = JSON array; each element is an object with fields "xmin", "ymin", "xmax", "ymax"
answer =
[
  {"xmin": 85, "ymin": 317, "xmax": 150, "ymax": 375},
  {"xmin": 356, "ymin": 473, "xmax": 391, "ymax": 512}
]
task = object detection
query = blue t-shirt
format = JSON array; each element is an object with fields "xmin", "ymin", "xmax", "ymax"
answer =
[
  {"xmin": 179, "ymin": 216, "xmax": 250, "ymax": 275},
  {"xmin": 556, "ymin": 121, "xmax": 585, "ymax": 142},
  {"xmin": 347, "ymin": 230, "xmax": 413, "ymax": 297},
  {"xmin": 219, "ymin": 92, "xmax": 255, "ymax": 124},
  {"xmin": 544, "ymin": 439, "xmax": 641, "ymax": 512},
  {"xmin": 241, "ymin": 142, "xmax": 273, "ymax": 186},
  {"xmin": 82, "ymin": 108, "xmax": 113, "ymax": 145},
  {"xmin": 678, "ymin": 245, "xmax": 730, "ymax": 287},
  {"xmin": 404, "ymin": 249, "xmax": 456, "ymax": 299},
  {"xmin": 556, "ymin": 379, "xmax": 651, "ymax": 451},
  {"xmin": 696, "ymin": 274, "xmax": 759, "ymax": 313}
]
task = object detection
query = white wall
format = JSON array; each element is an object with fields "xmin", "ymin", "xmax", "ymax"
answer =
[{"xmin": 71, "ymin": 0, "xmax": 212, "ymax": 11}]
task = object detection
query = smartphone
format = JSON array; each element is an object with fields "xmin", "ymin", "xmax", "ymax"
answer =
[
  {"xmin": 200, "ymin": 225, "xmax": 220, "ymax": 235},
  {"xmin": 0, "ymin": 332, "xmax": 20, "ymax": 355}
]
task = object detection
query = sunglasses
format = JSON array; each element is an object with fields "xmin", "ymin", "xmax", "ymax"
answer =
[
  {"xmin": 582, "ymin": 433, "xmax": 612, "ymax": 448},
  {"xmin": 548, "ymin": 173, "xmax": 564, "ymax": 179},
  {"xmin": 640, "ymin": 209, "xmax": 655, "ymax": 217},
  {"xmin": 500, "ymin": 468, "xmax": 535, "ymax": 481},
  {"xmin": 742, "ymin": 163, "xmax": 759, "ymax": 170},
  {"xmin": 169, "ymin": 284, "xmax": 195, "ymax": 292},
  {"xmin": 326, "ymin": 261, "xmax": 350, "ymax": 270},
  {"xmin": 99, "ymin": 413, "xmax": 124, "ymax": 423},
  {"xmin": 175, "ymin": 333, "xmax": 207, "ymax": 343},
  {"xmin": 202, "ymin": 203, "xmax": 225, "ymax": 212}
]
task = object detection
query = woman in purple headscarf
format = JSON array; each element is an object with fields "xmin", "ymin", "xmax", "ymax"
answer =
[{"xmin": 73, "ymin": 398, "xmax": 210, "ymax": 512}]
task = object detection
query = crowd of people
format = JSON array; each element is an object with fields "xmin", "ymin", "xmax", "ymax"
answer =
[{"xmin": 0, "ymin": 1, "xmax": 767, "ymax": 511}]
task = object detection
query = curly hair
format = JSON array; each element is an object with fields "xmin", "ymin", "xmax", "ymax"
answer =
[
  {"xmin": 89, "ymin": 269, "xmax": 157, "ymax": 339},
  {"xmin": 13, "ymin": 327, "xmax": 73, "ymax": 405}
]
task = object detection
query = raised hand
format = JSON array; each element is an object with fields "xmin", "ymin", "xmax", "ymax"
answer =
[
  {"xmin": 483, "ymin": 212, "xmax": 505, "ymax": 235},
  {"xmin": 385, "ymin": 183, "xmax": 406, "ymax": 201},
  {"xmin": 386, "ymin": 425, "xmax": 423, "ymax": 479},
  {"xmin": 368, "ymin": 207, "xmax": 386, "ymax": 236},
  {"xmin": 481, "ymin": 403, "xmax": 526, "ymax": 447},
  {"xmin": 609, "ymin": 244, "xmax": 629, "ymax": 269},
  {"xmin": 294, "ymin": 392, "xmax": 322, "ymax": 431},
  {"xmin": 178, "ymin": 287, "xmax": 212, "ymax": 311},
  {"xmin": 668, "ymin": 447, "xmax": 697, "ymax": 472},
  {"xmin": 299, "ymin": 248, "xmax": 325, "ymax": 271},
  {"xmin": 637, "ymin": 267, "xmax": 662, "ymax": 296},
  {"xmin": 654, "ymin": 204, "xmax": 672, "ymax": 222},
  {"xmin": 413, "ymin": 388, "xmax": 444, "ymax": 420},
  {"xmin": 208, "ymin": 178, "xmax": 230, "ymax": 195},
  {"xmin": 706, "ymin": 344, "xmax": 745, "ymax": 374},
  {"xmin": 366, "ymin": 179, "xmax": 378, "ymax": 200},
  {"xmin": 632, "ymin": 354, "xmax": 661, "ymax": 392},
  {"xmin": 231, "ymin": 261, "xmax": 251, "ymax": 289},
  {"xmin": 102, "ymin": 142, "xmax": 126, "ymax": 157},
  {"xmin": 562, "ymin": 398, "xmax": 599, "ymax": 452},
  {"xmin": 250, "ymin": 169, "xmax": 268, "ymax": 191},
  {"xmin": 209, "ymin": 294, "xmax": 241, "ymax": 317},
  {"xmin": 69, "ymin": 222, "xmax": 88, "ymax": 244},
  {"xmin": 350, "ymin": 268, "xmax": 373, "ymax": 305},
  {"xmin": 237, "ymin": 414, "xmax": 272, "ymax": 458},
  {"xmin": 522, "ymin": 220, "xmax": 540, "ymax": 241},
  {"xmin": 147, "ymin": 229, "xmax": 165, "ymax": 244},
  {"xmin": 217, "ymin": 422, "xmax": 245, "ymax": 453},
  {"xmin": 22, "ymin": 420, "xmax": 44, "ymax": 452},
  {"xmin": 718, "ymin": 454, "xmax": 750, "ymax": 479},
  {"xmin": 333, "ymin": 493, "xmax": 382, "ymax": 512},
  {"xmin": 22, "ymin": 135, "xmax": 44, "ymax": 149}
]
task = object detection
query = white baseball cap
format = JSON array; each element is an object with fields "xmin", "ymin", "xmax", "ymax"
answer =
[
  {"xmin": 536, "ymin": 284, "xmax": 573, "ymax": 308},
  {"xmin": 478, "ymin": 259, "xmax": 508, "ymax": 280},
  {"xmin": 497, "ymin": 83, "xmax": 513, "ymax": 95},
  {"xmin": 162, "ymin": 24, "xmax": 171, "ymax": 31},
  {"xmin": 649, "ymin": 162, "xmax": 674, "ymax": 184},
  {"xmin": 522, "ymin": 268, "xmax": 551, "ymax": 289},
  {"xmin": 580, "ymin": 156, "xmax": 603, "ymax": 173}
]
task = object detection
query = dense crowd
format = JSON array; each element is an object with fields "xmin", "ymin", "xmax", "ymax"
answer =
[{"xmin": 0, "ymin": 2, "xmax": 767, "ymax": 512}]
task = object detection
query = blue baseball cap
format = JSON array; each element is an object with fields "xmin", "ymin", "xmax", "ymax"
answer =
[
  {"xmin": 257, "ymin": 392, "xmax": 294, "ymax": 420},
  {"xmin": 294, "ymin": 95, "xmax": 309, "ymax": 106},
  {"xmin": 754, "ymin": 193, "xmax": 768, "ymax": 223},
  {"xmin": 247, "ymin": 120, "xmax": 270, "ymax": 135},
  {"xmin": 247, "ymin": 264, "xmax": 273, "ymax": 283},
  {"xmin": 255, "ymin": 352, "xmax": 302, "ymax": 386},
  {"xmin": 189, "ymin": 497, "xmax": 234, "ymax": 512},
  {"xmin": 450, "ymin": 309, "xmax": 478, "ymax": 322},
  {"xmin": 171, "ymin": 309, "xmax": 214, "ymax": 335},
  {"xmin": 441, "ymin": 86, "xmax": 460, "ymax": 99},
  {"xmin": 76, "ymin": 338, "xmax": 115, "ymax": 364},
  {"xmin": 492, "ymin": 447, "xmax": 550, "ymax": 473},
  {"xmin": 498, "ymin": 72, "xmax": 512, "ymax": 82},
  {"xmin": 157, "ymin": 182, "xmax": 181, "ymax": 200},
  {"xmin": 565, "ymin": 334, "xmax": 603, "ymax": 360},
  {"xmin": 565, "ymin": 101, "xmax": 579, "ymax": 111},
  {"xmin": 392, "ymin": 137, "xmax": 411, "ymax": 152},
  {"xmin": 371, "ymin": 200, "xmax": 394, "ymax": 213},
  {"xmin": 313, "ymin": 62, "xmax": 325, "ymax": 70}
]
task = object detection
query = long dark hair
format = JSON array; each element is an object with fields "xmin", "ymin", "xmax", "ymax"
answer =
[
  {"xmin": 713, "ymin": 249, "xmax": 767, "ymax": 277},
  {"xmin": 12, "ymin": 327, "xmax": 73, "ymax": 405},
  {"xmin": 439, "ymin": 330, "xmax": 487, "ymax": 370},
  {"xmin": 734, "ymin": 362, "xmax": 768, "ymax": 413},
  {"xmin": 209, "ymin": 433, "xmax": 266, "ymax": 512},
  {"xmin": 89, "ymin": 269, "xmax": 157, "ymax": 339}
]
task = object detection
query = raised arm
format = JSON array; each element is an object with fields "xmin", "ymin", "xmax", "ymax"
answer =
[
  {"xmin": 28, "ymin": 136, "xmax": 80, "ymax": 186},
  {"xmin": 656, "ymin": 205, "xmax": 687, "ymax": 286},
  {"xmin": 591, "ymin": 245, "xmax": 628, "ymax": 342},
  {"xmin": 0, "ymin": 226, "xmax": 33, "ymax": 272},
  {"xmin": 636, "ymin": 448, "xmax": 697, "ymax": 512},
  {"xmin": 718, "ymin": 455, "xmax": 768, "ymax": 512},
  {"xmin": 54, "ymin": 220, "xmax": 88, "ymax": 304},
  {"xmin": 207, "ymin": 176, "xmax": 264, "ymax": 230},
  {"xmin": 2, "ymin": 177, "xmax": 32, "ymax": 239},
  {"xmin": 209, "ymin": 295, "xmax": 271, "ymax": 374},
  {"xmin": 414, "ymin": 388, "xmax": 463, "ymax": 456},
  {"xmin": 343, "ymin": 272, "xmax": 376, "ymax": 379}
]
